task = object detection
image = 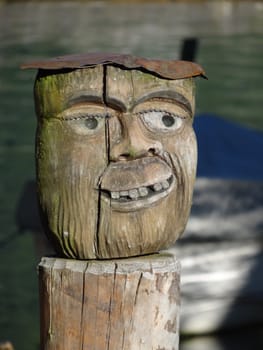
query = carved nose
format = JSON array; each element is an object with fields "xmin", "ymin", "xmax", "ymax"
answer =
[{"xmin": 109, "ymin": 117, "xmax": 162, "ymax": 161}]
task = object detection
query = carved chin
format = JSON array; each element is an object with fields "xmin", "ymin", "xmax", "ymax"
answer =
[{"xmin": 100, "ymin": 156, "xmax": 176, "ymax": 212}]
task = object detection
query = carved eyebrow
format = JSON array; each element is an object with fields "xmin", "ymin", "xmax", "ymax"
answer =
[
  {"xmin": 66, "ymin": 90, "xmax": 192, "ymax": 115},
  {"xmin": 134, "ymin": 90, "xmax": 193, "ymax": 115},
  {"xmin": 67, "ymin": 94, "xmax": 128, "ymax": 115},
  {"xmin": 67, "ymin": 94, "xmax": 104, "ymax": 108}
]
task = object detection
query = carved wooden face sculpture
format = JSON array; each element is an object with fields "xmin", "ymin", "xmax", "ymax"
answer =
[{"xmin": 27, "ymin": 54, "xmax": 205, "ymax": 259}]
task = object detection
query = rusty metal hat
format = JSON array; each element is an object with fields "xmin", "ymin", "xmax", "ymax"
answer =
[{"xmin": 21, "ymin": 52, "xmax": 206, "ymax": 80}]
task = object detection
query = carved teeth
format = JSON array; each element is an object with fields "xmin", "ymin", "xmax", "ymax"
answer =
[
  {"xmin": 129, "ymin": 189, "xmax": 139, "ymax": 199},
  {"xmin": 153, "ymin": 183, "xmax": 162, "ymax": 192},
  {"xmin": 109, "ymin": 176, "xmax": 173, "ymax": 201},
  {"xmin": 161, "ymin": 180, "xmax": 169, "ymax": 189},
  {"xmin": 111, "ymin": 191, "xmax": 120, "ymax": 199},
  {"xmin": 138, "ymin": 187, "xmax": 148, "ymax": 197},
  {"xmin": 120, "ymin": 190, "xmax": 129, "ymax": 197}
]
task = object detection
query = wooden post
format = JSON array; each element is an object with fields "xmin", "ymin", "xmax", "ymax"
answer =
[
  {"xmin": 39, "ymin": 252, "xmax": 180, "ymax": 350},
  {"xmin": 22, "ymin": 53, "xmax": 205, "ymax": 350}
]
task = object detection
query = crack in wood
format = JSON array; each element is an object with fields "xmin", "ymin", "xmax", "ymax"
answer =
[
  {"xmin": 80, "ymin": 262, "xmax": 89, "ymax": 350},
  {"xmin": 106, "ymin": 263, "xmax": 118, "ymax": 350},
  {"xmin": 95, "ymin": 187, "xmax": 102, "ymax": 257},
  {"xmin": 95, "ymin": 64, "xmax": 110, "ymax": 258},
  {"xmin": 134, "ymin": 272, "xmax": 143, "ymax": 305}
]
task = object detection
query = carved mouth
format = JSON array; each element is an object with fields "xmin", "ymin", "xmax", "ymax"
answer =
[
  {"xmin": 101, "ymin": 175, "xmax": 175, "ymax": 212},
  {"xmin": 100, "ymin": 156, "xmax": 175, "ymax": 212}
]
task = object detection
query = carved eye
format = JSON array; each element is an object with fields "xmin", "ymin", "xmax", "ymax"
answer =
[
  {"xmin": 64, "ymin": 114, "xmax": 106, "ymax": 135},
  {"xmin": 162, "ymin": 114, "xmax": 176, "ymax": 127},
  {"xmin": 84, "ymin": 116, "xmax": 99, "ymax": 130},
  {"xmin": 140, "ymin": 110, "xmax": 184, "ymax": 132}
]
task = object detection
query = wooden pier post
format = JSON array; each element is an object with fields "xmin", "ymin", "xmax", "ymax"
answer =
[{"xmin": 39, "ymin": 253, "xmax": 180, "ymax": 350}]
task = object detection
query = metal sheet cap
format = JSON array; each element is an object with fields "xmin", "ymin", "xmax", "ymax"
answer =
[{"xmin": 21, "ymin": 52, "xmax": 207, "ymax": 80}]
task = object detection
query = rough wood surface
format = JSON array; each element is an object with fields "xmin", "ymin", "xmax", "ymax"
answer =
[
  {"xmin": 35, "ymin": 65, "xmax": 197, "ymax": 259},
  {"xmin": 35, "ymin": 66, "xmax": 106, "ymax": 259},
  {"xmin": 39, "ymin": 252, "xmax": 181, "ymax": 350},
  {"xmin": 97, "ymin": 68, "xmax": 196, "ymax": 259}
]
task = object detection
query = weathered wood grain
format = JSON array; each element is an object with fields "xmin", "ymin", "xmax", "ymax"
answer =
[
  {"xmin": 35, "ymin": 66, "xmax": 106, "ymax": 259},
  {"xmin": 39, "ymin": 252, "xmax": 181, "ymax": 350},
  {"xmin": 35, "ymin": 64, "xmax": 197, "ymax": 259}
]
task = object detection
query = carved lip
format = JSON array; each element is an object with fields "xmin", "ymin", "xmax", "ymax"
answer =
[{"xmin": 100, "ymin": 157, "xmax": 175, "ymax": 211}]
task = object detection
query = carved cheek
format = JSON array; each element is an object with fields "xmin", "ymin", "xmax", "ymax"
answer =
[
  {"xmin": 175, "ymin": 125, "xmax": 197, "ymax": 179},
  {"xmin": 151, "ymin": 124, "xmax": 197, "ymax": 223},
  {"xmin": 57, "ymin": 125, "xmax": 108, "ymax": 184},
  {"xmin": 37, "ymin": 119, "xmax": 108, "ymax": 258},
  {"xmin": 163, "ymin": 124, "xmax": 197, "ymax": 174}
]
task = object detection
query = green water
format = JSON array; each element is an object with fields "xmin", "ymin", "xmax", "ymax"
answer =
[{"xmin": 0, "ymin": 2, "xmax": 262, "ymax": 349}]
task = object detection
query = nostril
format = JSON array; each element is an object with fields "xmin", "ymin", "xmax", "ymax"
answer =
[
  {"xmin": 148, "ymin": 148, "xmax": 156, "ymax": 155},
  {"xmin": 118, "ymin": 153, "xmax": 131, "ymax": 161},
  {"xmin": 148, "ymin": 147, "xmax": 162, "ymax": 156}
]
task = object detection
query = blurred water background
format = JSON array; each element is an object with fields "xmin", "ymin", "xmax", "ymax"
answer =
[{"xmin": 0, "ymin": 1, "xmax": 263, "ymax": 349}]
